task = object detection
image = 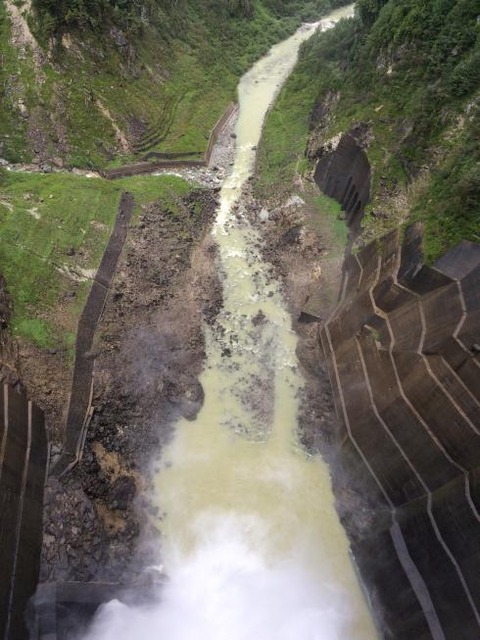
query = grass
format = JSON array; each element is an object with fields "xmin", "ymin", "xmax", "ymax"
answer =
[
  {"xmin": 0, "ymin": 171, "xmax": 193, "ymax": 348},
  {"xmin": 254, "ymin": 54, "xmax": 319, "ymax": 199},
  {"xmin": 254, "ymin": 10, "xmax": 360, "ymax": 200},
  {"xmin": 256, "ymin": 2, "xmax": 480, "ymax": 263},
  {"xmin": 1, "ymin": 0, "xmax": 301, "ymax": 168},
  {"xmin": 0, "ymin": 2, "xmax": 32, "ymax": 162},
  {"xmin": 310, "ymin": 193, "xmax": 348, "ymax": 248},
  {"xmin": 411, "ymin": 120, "xmax": 480, "ymax": 263}
]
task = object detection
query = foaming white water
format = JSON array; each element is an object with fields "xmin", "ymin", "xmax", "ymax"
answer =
[
  {"xmin": 84, "ymin": 6, "xmax": 377, "ymax": 640},
  {"xmin": 85, "ymin": 519, "xmax": 355, "ymax": 640}
]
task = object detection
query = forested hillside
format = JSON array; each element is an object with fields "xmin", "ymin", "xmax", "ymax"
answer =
[
  {"xmin": 257, "ymin": 0, "xmax": 480, "ymax": 261},
  {"xmin": 0, "ymin": 0, "xmax": 348, "ymax": 167}
]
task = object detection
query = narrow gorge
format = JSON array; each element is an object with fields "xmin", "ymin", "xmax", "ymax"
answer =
[{"xmin": 0, "ymin": 1, "xmax": 479, "ymax": 639}]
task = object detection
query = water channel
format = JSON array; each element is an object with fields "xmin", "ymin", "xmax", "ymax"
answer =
[{"xmin": 85, "ymin": 6, "xmax": 377, "ymax": 639}]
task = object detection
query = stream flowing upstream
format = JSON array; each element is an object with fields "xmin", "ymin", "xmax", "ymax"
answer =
[{"xmin": 85, "ymin": 6, "xmax": 377, "ymax": 639}]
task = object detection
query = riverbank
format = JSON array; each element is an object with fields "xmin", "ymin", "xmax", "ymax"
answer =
[
  {"xmin": 37, "ymin": 9, "xmax": 356, "ymax": 601},
  {"xmin": 241, "ymin": 180, "xmax": 348, "ymax": 454},
  {"xmin": 38, "ymin": 119, "xmax": 238, "ymax": 583}
]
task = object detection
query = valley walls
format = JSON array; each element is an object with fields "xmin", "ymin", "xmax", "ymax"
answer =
[{"xmin": 316, "ymin": 136, "xmax": 480, "ymax": 639}]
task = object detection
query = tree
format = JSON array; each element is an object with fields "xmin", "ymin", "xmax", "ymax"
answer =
[{"xmin": 356, "ymin": 0, "xmax": 388, "ymax": 27}]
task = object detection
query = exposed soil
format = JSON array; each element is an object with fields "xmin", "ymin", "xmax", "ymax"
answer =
[
  {"xmin": 4, "ymin": 0, "xmax": 43, "ymax": 68},
  {"xmin": 96, "ymin": 100, "xmax": 132, "ymax": 154},
  {"xmin": 40, "ymin": 188, "xmax": 222, "ymax": 583}
]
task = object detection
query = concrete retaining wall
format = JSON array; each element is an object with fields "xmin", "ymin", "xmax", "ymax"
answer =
[
  {"xmin": 0, "ymin": 384, "xmax": 47, "ymax": 640},
  {"xmin": 30, "ymin": 583, "xmax": 123, "ymax": 640},
  {"xmin": 321, "ymin": 227, "xmax": 480, "ymax": 639},
  {"xmin": 313, "ymin": 133, "xmax": 370, "ymax": 232},
  {"xmin": 53, "ymin": 192, "xmax": 134, "ymax": 477}
]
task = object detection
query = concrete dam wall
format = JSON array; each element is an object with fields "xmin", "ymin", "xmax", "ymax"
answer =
[
  {"xmin": 316, "ymin": 136, "xmax": 480, "ymax": 638},
  {"xmin": 0, "ymin": 384, "xmax": 47, "ymax": 640}
]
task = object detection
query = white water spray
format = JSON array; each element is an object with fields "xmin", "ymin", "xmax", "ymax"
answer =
[
  {"xmin": 84, "ymin": 519, "xmax": 357, "ymax": 640},
  {"xmin": 84, "ymin": 6, "xmax": 377, "ymax": 639}
]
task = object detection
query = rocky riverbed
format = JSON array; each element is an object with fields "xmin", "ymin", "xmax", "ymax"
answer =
[
  {"xmin": 39, "ymin": 115, "xmax": 237, "ymax": 583},
  {"xmin": 40, "ymin": 188, "xmax": 224, "ymax": 582},
  {"xmin": 2, "ymin": 100, "xmax": 347, "ymax": 588}
]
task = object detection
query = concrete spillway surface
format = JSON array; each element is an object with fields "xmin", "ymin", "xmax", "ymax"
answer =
[{"xmin": 83, "ymin": 6, "xmax": 377, "ymax": 639}]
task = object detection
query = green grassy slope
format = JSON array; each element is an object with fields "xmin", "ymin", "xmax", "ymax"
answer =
[
  {"xmin": 0, "ymin": 0, "xmax": 353, "ymax": 352},
  {"xmin": 256, "ymin": 0, "xmax": 480, "ymax": 261},
  {"xmin": 0, "ymin": 0, "xmax": 301, "ymax": 167},
  {"xmin": 0, "ymin": 169, "xmax": 191, "ymax": 348}
]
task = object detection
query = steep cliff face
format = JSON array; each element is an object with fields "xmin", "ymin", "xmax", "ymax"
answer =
[
  {"xmin": 307, "ymin": 0, "xmax": 480, "ymax": 262},
  {"xmin": 0, "ymin": 0, "xmax": 350, "ymax": 168},
  {"xmin": 257, "ymin": 0, "xmax": 480, "ymax": 261}
]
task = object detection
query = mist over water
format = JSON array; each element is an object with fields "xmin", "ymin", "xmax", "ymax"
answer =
[
  {"xmin": 84, "ymin": 519, "xmax": 355, "ymax": 640},
  {"xmin": 83, "ymin": 6, "xmax": 377, "ymax": 639}
]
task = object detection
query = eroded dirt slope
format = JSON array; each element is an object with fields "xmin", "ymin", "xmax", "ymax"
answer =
[{"xmin": 41, "ymin": 189, "xmax": 222, "ymax": 583}]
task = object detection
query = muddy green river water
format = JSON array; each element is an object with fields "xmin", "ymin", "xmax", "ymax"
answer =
[
  {"xmin": 88, "ymin": 6, "xmax": 377, "ymax": 639},
  {"xmin": 150, "ymin": 6, "xmax": 377, "ymax": 639}
]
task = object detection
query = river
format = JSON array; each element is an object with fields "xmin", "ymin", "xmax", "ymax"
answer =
[{"xmin": 84, "ymin": 5, "xmax": 377, "ymax": 639}]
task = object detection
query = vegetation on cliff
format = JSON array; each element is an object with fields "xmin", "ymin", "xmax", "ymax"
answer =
[
  {"xmin": 0, "ymin": 0, "xmax": 351, "ymax": 350},
  {"xmin": 0, "ymin": 168, "xmax": 193, "ymax": 348},
  {"xmin": 257, "ymin": 0, "xmax": 480, "ymax": 261},
  {"xmin": 1, "ymin": 0, "xmax": 348, "ymax": 168},
  {"xmin": 30, "ymin": 0, "xmax": 350, "ymax": 34},
  {"xmin": 1, "ymin": 0, "xmax": 290, "ymax": 166}
]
